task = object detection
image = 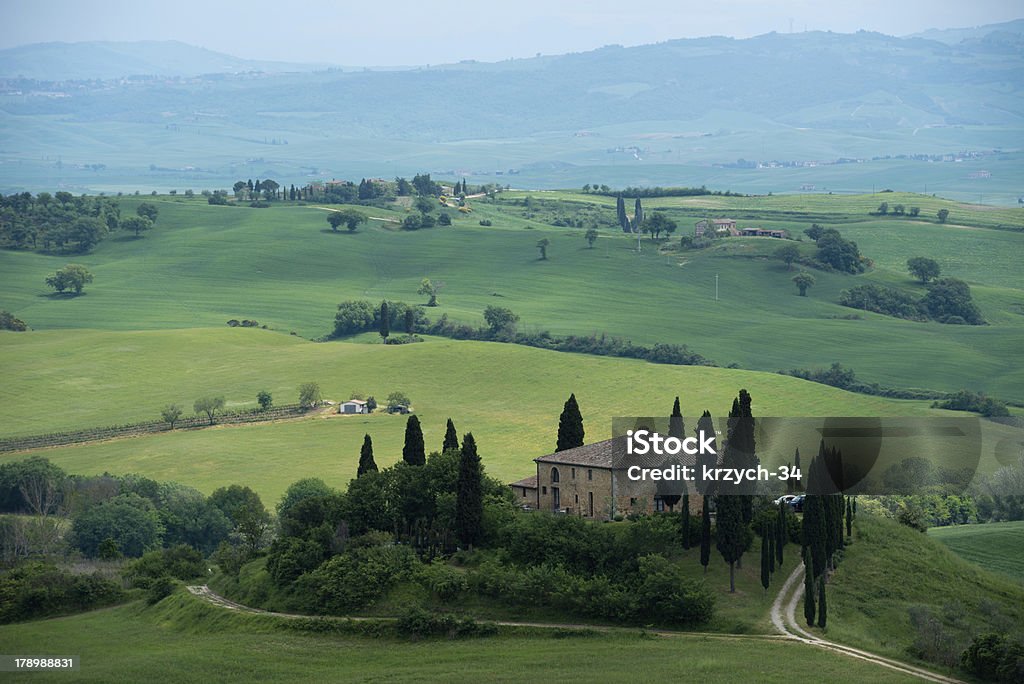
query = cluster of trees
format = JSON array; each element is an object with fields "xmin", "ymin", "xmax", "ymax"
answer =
[
  {"xmin": 0, "ymin": 192, "xmax": 158, "ymax": 253},
  {"xmin": 584, "ymin": 185, "xmax": 739, "ymax": 198},
  {"xmin": 839, "ymin": 278, "xmax": 985, "ymax": 324},
  {"xmin": 0, "ymin": 310, "xmax": 28, "ymax": 331},
  {"xmin": 874, "ymin": 202, "xmax": 950, "ymax": 224},
  {"xmin": 45, "ymin": 263, "xmax": 93, "ymax": 295},
  {"xmin": 803, "ymin": 224, "xmax": 865, "ymax": 273},
  {"xmin": 932, "ymin": 390, "xmax": 1009, "ymax": 417}
]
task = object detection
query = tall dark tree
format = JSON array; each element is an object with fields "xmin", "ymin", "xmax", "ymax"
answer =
[
  {"xmin": 803, "ymin": 545, "xmax": 816, "ymax": 626},
  {"xmin": 633, "ymin": 197, "xmax": 644, "ymax": 232},
  {"xmin": 669, "ymin": 396, "xmax": 684, "ymax": 439},
  {"xmin": 700, "ymin": 495, "xmax": 712, "ymax": 573},
  {"xmin": 817, "ymin": 577, "xmax": 827, "ymax": 628},
  {"xmin": 846, "ymin": 497, "xmax": 853, "ymax": 538},
  {"xmin": 768, "ymin": 526, "xmax": 776, "ymax": 574},
  {"xmin": 760, "ymin": 530, "xmax": 771, "ymax": 593},
  {"xmin": 776, "ymin": 501, "xmax": 787, "ymax": 566},
  {"xmin": 681, "ymin": 493, "xmax": 691, "ymax": 549},
  {"xmin": 357, "ymin": 434, "xmax": 377, "ymax": 477},
  {"xmin": 379, "ymin": 301, "xmax": 390, "ymax": 343},
  {"xmin": 404, "ymin": 308, "xmax": 415, "ymax": 334},
  {"xmin": 455, "ymin": 433, "xmax": 483, "ymax": 548},
  {"xmin": 616, "ymin": 196, "xmax": 628, "ymax": 233},
  {"xmin": 402, "ymin": 415, "xmax": 426, "ymax": 466},
  {"xmin": 695, "ymin": 411, "xmax": 718, "ymax": 496},
  {"xmin": 442, "ymin": 418, "xmax": 459, "ymax": 453},
  {"xmin": 715, "ymin": 494, "xmax": 751, "ymax": 592},
  {"xmin": 556, "ymin": 393, "xmax": 585, "ymax": 452}
]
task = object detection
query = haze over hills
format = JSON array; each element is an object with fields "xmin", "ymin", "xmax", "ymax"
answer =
[{"xmin": 1, "ymin": 20, "xmax": 1022, "ymax": 200}]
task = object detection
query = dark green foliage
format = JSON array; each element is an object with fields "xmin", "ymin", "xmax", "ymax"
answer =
[
  {"xmin": 333, "ymin": 300, "xmax": 376, "ymax": 336},
  {"xmin": 816, "ymin": 576, "xmax": 827, "ymax": 628},
  {"xmin": 634, "ymin": 554, "xmax": 714, "ymax": 625},
  {"xmin": 714, "ymin": 494, "xmax": 752, "ymax": 592},
  {"xmin": 839, "ymin": 284, "xmax": 925, "ymax": 320},
  {"xmin": 791, "ymin": 271, "xmax": 815, "ymax": 296},
  {"xmin": 0, "ymin": 562, "xmax": 125, "ymax": 623},
  {"xmin": 482, "ymin": 305, "xmax": 519, "ymax": 333},
  {"xmin": 403, "ymin": 415, "xmax": 426, "ymax": 466},
  {"xmin": 358, "ymin": 434, "xmax": 378, "ymax": 477},
  {"xmin": 257, "ymin": 390, "xmax": 273, "ymax": 410},
  {"xmin": 556, "ymin": 393, "xmax": 585, "ymax": 452},
  {"xmin": 455, "ymin": 433, "xmax": 484, "ymax": 548},
  {"xmin": 396, "ymin": 607, "xmax": 497, "ymax": 639},
  {"xmin": 700, "ymin": 495, "xmax": 712, "ymax": 573},
  {"xmin": 961, "ymin": 633, "xmax": 1024, "ymax": 683},
  {"xmin": 803, "ymin": 546, "xmax": 816, "ymax": 626},
  {"xmin": 146, "ymin": 575, "xmax": 176, "ymax": 604},
  {"xmin": 907, "ymin": 256, "xmax": 941, "ymax": 283},
  {"xmin": 813, "ymin": 229, "xmax": 864, "ymax": 273},
  {"xmin": 45, "ymin": 263, "xmax": 94, "ymax": 294},
  {"xmin": 681, "ymin": 494, "xmax": 690, "ymax": 549},
  {"xmin": 777, "ymin": 502, "xmax": 787, "ymax": 565},
  {"xmin": 442, "ymin": 418, "xmax": 459, "ymax": 453},
  {"xmin": 266, "ymin": 536, "xmax": 327, "ymax": 585},
  {"xmin": 932, "ymin": 390, "xmax": 1009, "ymax": 417},
  {"xmin": 937, "ymin": 208, "xmax": 950, "ymax": 223},
  {"xmin": 156, "ymin": 482, "xmax": 231, "ymax": 554},
  {"xmin": 760, "ymin": 532, "xmax": 770, "ymax": 592},
  {"xmin": 0, "ymin": 192, "xmax": 121, "ymax": 252},
  {"xmin": 379, "ymin": 301, "xmax": 390, "ymax": 341},
  {"xmin": 669, "ymin": 396, "xmax": 684, "ymax": 439},
  {"xmin": 276, "ymin": 478, "xmax": 334, "ymax": 518},
  {"xmin": 0, "ymin": 310, "xmax": 28, "ymax": 331},
  {"xmin": 71, "ymin": 493, "xmax": 163, "ymax": 557},
  {"xmin": 302, "ymin": 542, "xmax": 419, "ymax": 613},
  {"xmin": 124, "ymin": 544, "xmax": 205, "ymax": 587},
  {"xmin": 922, "ymin": 278, "xmax": 985, "ymax": 325},
  {"xmin": 846, "ymin": 497, "xmax": 853, "ymax": 538},
  {"xmin": 0, "ymin": 456, "xmax": 66, "ymax": 513},
  {"xmin": 775, "ymin": 243, "xmax": 800, "ymax": 269}
]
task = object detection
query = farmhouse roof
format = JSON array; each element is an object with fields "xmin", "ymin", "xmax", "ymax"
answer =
[
  {"xmin": 535, "ymin": 439, "xmax": 619, "ymax": 468},
  {"xmin": 509, "ymin": 475, "xmax": 538, "ymax": 489},
  {"xmin": 343, "ymin": 399, "xmax": 367, "ymax": 405}
]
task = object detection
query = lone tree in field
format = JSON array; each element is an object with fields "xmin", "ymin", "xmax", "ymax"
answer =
[
  {"xmin": 257, "ymin": 390, "xmax": 273, "ymax": 410},
  {"xmin": 379, "ymin": 301, "xmax": 390, "ymax": 343},
  {"xmin": 443, "ymin": 418, "xmax": 459, "ymax": 453},
  {"xmin": 585, "ymin": 228, "xmax": 599, "ymax": 248},
  {"xmin": 937, "ymin": 208, "xmax": 950, "ymax": 224},
  {"xmin": 455, "ymin": 433, "xmax": 484, "ymax": 549},
  {"xmin": 194, "ymin": 396, "xmax": 225, "ymax": 425},
  {"xmin": 792, "ymin": 271, "xmax": 816, "ymax": 296},
  {"xmin": 122, "ymin": 216, "xmax": 153, "ymax": 238},
  {"xmin": 907, "ymin": 256, "xmax": 941, "ymax": 283},
  {"xmin": 536, "ymin": 238, "xmax": 550, "ymax": 260},
  {"xmin": 327, "ymin": 212, "xmax": 345, "ymax": 232},
  {"xmin": 357, "ymin": 434, "xmax": 377, "ymax": 477},
  {"xmin": 45, "ymin": 264, "xmax": 93, "ymax": 295},
  {"xmin": 161, "ymin": 404, "xmax": 183, "ymax": 429},
  {"xmin": 402, "ymin": 415, "xmax": 426, "ymax": 466},
  {"xmin": 483, "ymin": 305, "xmax": 519, "ymax": 334},
  {"xmin": 336, "ymin": 209, "xmax": 367, "ymax": 232},
  {"xmin": 417, "ymin": 278, "xmax": 444, "ymax": 306},
  {"xmin": 298, "ymin": 382, "xmax": 321, "ymax": 409},
  {"xmin": 556, "ymin": 393, "xmax": 585, "ymax": 452},
  {"xmin": 775, "ymin": 243, "xmax": 800, "ymax": 270}
]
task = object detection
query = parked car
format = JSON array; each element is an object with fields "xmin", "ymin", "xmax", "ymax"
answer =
[
  {"xmin": 789, "ymin": 495, "xmax": 806, "ymax": 513},
  {"xmin": 773, "ymin": 494, "xmax": 797, "ymax": 506}
]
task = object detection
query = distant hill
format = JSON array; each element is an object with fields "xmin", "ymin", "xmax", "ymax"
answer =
[
  {"xmin": 908, "ymin": 18, "xmax": 1024, "ymax": 44},
  {"xmin": 0, "ymin": 40, "xmax": 336, "ymax": 80}
]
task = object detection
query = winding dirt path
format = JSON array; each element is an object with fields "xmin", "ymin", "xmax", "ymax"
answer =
[{"xmin": 770, "ymin": 565, "xmax": 965, "ymax": 684}]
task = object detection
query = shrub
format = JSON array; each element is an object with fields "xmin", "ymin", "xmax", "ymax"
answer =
[
  {"xmin": 124, "ymin": 544, "xmax": 206, "ymax": 588},
  {"xmin": 146, "ymin": 575, "xmax": 177, "ymax": 605},
  {"xmin": 0, "ymin": 562, "xmax": 124, "ymax": 623}
]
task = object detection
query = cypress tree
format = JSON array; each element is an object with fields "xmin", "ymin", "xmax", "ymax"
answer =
[
  {"xmin": 379, "ymin": 301, "xmax": 390, "ymax": 343},
  {"xmin": 817, "ymin": 577, "xmax": 827, "ymax": 628},
  {"xmin": 776, "ymin": 501, "xmax": 786, "ymax": 566},
  {"xmin": 669, "ymin": 396, "xmax": 684, "ymax": 439},
  {"xmin": 633, "ymin": 197, "xmax": 644, "ymax": 231},
  {"xmin": 442, "ymin": 418, "xmax": 459, "ymax": 453},
  {"xmin": 760, "ymin": 531, "xmax": 770, "ymax": 593},
  {"xmin": 357, "ymin": 434, "xmax": 377, "ymax": 477},
  {"xmin": 402, "ymin": 415, "xmax": 426, "ymax": 466},
  {"xmin": 681, "ymin": 493, "xmax": 691, "ymax": 549},
  {"xmin": 404, "ymin": 308, "xmax": 415, "ymax": 334},
  {"xmin": 846, "ymin": 497, "xmax": 853, "ymax": 538},
  {"xmin": 556, "ymin": 393, "xmax": 585, "ymax": 452},
  {"xmin": 768, "ymin": 526, "xmax": 776, "ymax": 574},
  {"xmin": 455, "ymin": 433, "xmax": 484, "ymax": 548},
  {"xmin": 616, "ymin": 196, "xmax": 627, "ymax": 232},
  {"xmin": 700, "ymin": 495, "xmax": 711, "ymax": 573},
  {"xmin": 715, "ymin": 494, "xmax": 751, "ymax": 592},
  {"xmin": 803, "ymin": 546, "xmax": 816, "ymax": 626}
]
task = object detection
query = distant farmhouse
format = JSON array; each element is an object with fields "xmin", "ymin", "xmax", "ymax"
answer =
[
  {"xmin": 338, "ymin": 399, "xmax": 368, "ymax": 414},
  {"xmin": 694, "ymin": 219, "xmax": 787, "ymax": 239},
  {"xmin": 510, "ymin": 438, "xmax": 701, "ymax": 520}
]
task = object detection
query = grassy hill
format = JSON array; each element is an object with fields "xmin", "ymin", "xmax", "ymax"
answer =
[
  {"xmin": 0, "ymin": 591, "xmax": 920, "ymax": 683},
  {"xmin": 0, "ymin": 329, "xmax": 938, "ymax": 503},
  {"xmin": 828, "ymin": 514, "xmax": 1024, "ymax": 665},
  {"xmin": 929, "ymin": 521, "xmax": 1024, "ymax": 582},
  {"xmin": 2, "ymin": 194, "xmax": 1022, "ymax": 400}
]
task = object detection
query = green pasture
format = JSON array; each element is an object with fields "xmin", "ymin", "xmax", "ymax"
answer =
[{"xmin": 929, "ymin": 521, "xmax": 1024, "ymax": 582}]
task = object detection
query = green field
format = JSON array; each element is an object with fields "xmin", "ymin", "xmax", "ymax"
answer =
[
  {"xmin": 0, "ymin": 329, "xmax": 940, "ymax": 503},
  {"xmin": 1, "ymin": 192, "xmax": 1022, "ymax": 400},
  {"xmin": 929, "ymin": 521, "xmax": 1024, "ymax": 582},
  {"xmin": 0, "ymin": 592, "xmax": 919, "ymax": 683},
  {"xmin": 828, "ymin": 514, "xmax": 1024, "ymax": 664}
]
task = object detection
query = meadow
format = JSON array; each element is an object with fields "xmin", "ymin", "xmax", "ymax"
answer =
[
  {"xmin": 1, "ymin": 191, "xmax": 1022, "ymax": 401},
  {"xmin": 0, "ymin": 592, "xmax": 920, "ymax": 683},
  {"xmin": 928, "ymin": 521, "xmax": 1024, "ymax": 582}
]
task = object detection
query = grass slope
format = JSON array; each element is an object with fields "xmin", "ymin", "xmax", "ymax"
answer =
[
  {"xmin": 0, "ymin": 592, "xmax": 919, "ymax": 683},
  {"xmin": 1, "ymin": 194, "xmax": 1020, "ymax": 397},
  {"xmin": 827, "ymin": 515, "xmax": 1024, "ymax": 664},
  {"xmin": 928, "ymin": 521, "xmax": 1024, "ymax": 582},
  {"xmin": 0, "ymin": 329, "xmax": 934, "ymax": 503}
]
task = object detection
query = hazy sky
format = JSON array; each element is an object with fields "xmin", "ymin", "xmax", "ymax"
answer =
[{"xmin": 1, "ymin": 0, "xmax": 1021, "ymax": 65}]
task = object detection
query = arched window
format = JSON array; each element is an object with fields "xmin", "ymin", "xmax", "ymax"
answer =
[{"xmin": 551, "ymin": 467, "xmax": 560, "ymax": 483}]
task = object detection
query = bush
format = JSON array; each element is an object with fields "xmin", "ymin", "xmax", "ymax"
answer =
[
  {"xmin": 839, "ymin": 285, "xmax": 925, "ymax": 321},
  {"xmin": 932, "ymin": 390, "xmax": 1009, "ymax": 417},
  {"xmin": 419, "ymin": 561, "xmax": 469, "ymax": 601},
  {"xmin": 0, "ymin": 562, "xmax": 125, "ymax": 623},
  {"xmin": 124, "ymin": 544, "xmax": 206, "ymax": 588},
  {"xmin": 303, "ymin": 544, "xmax": 419, "ymax": 613},
  {"xmin": 961, "ymin": 633, "xmax": 1024, "ymax": 683},
  {"xmin": 478, "ymin": 219, "xmax": 492, "ymax": 226},
  {"xmin": 146, "ymin": 575, "xmax": 177, "ymax": 605},
  {"xmin": 396, "ymin": 607, "xmax": 497, "ymax": 639},
  {"xmin": 0, "ymin": 310, "xmax": 28, "ymax": 331}
]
